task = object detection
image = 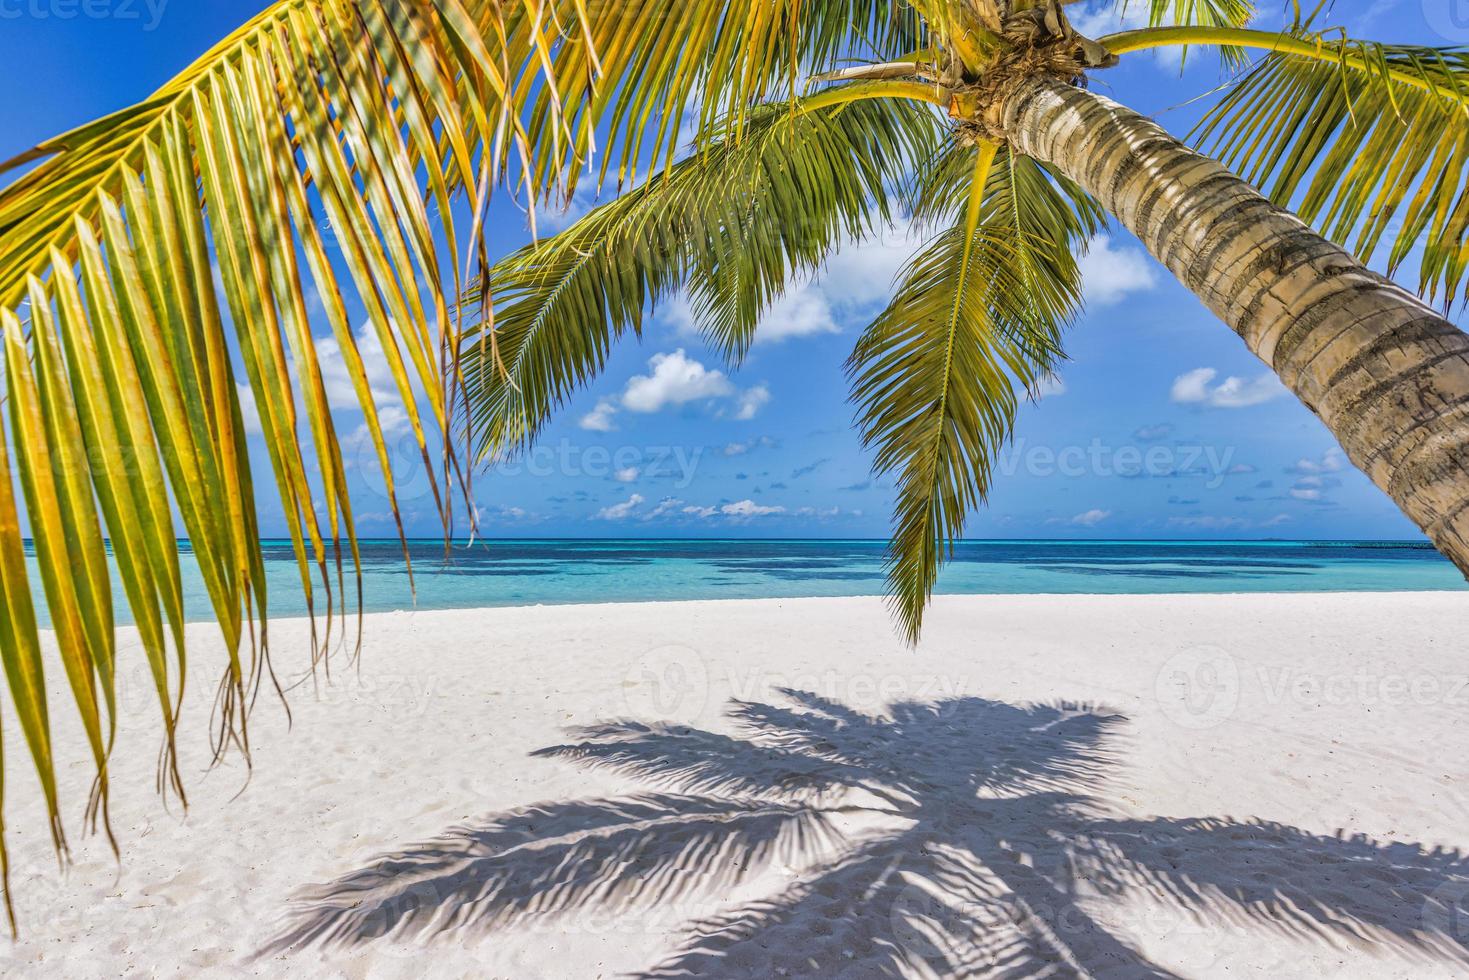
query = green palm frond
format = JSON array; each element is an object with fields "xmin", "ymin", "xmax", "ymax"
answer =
[
  {"xmin": 0, "ymin": 0, "xmax": 580, "ymax": 924},
  {"xmin": 1186, "ymin": 32, "xmax": 1469, "ymax": 306},
  {"xmin": 909, "ymin": 138, "xmax": 1105, "ymax": 286},
  {"xmin": 849, "ymin": 142, "xmax": 1094, "ymax": 643},
  {"xmin": 1131, "ymin": 0, "xmax": 1255, "ymax": 31},
  {"xmin": 519, "ymin": 0, "xmax": 924, "ymax": 197},
  {"xmin": 460, "ymin": 96, "xmax": 938, "ymax": 463}
]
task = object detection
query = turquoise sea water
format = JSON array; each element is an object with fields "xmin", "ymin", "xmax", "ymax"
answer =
[
  {"xmin": 40, "ymin": 538, "xmax": 1460, "ymax": 626},
  {"xmin": 24, "ymin": 539, "xmax": 1467, "ymax": 626}
]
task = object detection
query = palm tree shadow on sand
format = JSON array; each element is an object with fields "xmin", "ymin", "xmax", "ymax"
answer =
[{"xmin": 263, "ymin": 690, "xmax": 1469, "ymax": 977}]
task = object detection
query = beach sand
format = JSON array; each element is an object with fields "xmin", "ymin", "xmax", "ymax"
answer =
[{"xmin": 2, "ymin": 592, "xmax": 1467, "ymax": 978}]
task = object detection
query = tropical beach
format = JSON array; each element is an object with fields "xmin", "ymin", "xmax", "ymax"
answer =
[
  {"xmin": 1, "ymin": 592, "xmax": 1466, "ymax": 977},
  {"xmin": 4, "ymin": 0, "xmax": 1469, "ymax": 977}
]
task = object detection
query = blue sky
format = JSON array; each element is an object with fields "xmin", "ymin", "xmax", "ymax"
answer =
[{"xmin": 0, "ymin": 0, "xmax": 1451, "ymax": 540}]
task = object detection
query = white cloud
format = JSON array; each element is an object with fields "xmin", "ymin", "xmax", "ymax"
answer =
[
  {"xmin": 645, "ymin": 497, "xmax": 684, "ymax": 519},
  {"xmin": 531, "ymin": 184, "xmax": 600, "ymax": 234},
  {"xmin": 821, "ymin": 212, "xmax": 928, "ymax": 307},
  {"xmin": 1289, "ymin": 448, "xmax": 1346, "ymax": 474},
  {"xmin": 317, "ymin": 325, "xmax": 401, "ymax": 410},
  {"xmin": 723, "ymin": 435, "xmax": 776, "ymax": 457},
  {"xmin": 1069, "ymin": 1, "xmax": 1151, "ymax": 36},
  {"xmin": 622, "ymin": 349, "xmax": 734, "ymax": 413},
  {"xmin": 721, "ymin": 499, "xmax": 786, "ymax": 518},
  {"xmin": 314, "ymin": 323, "xmax": 413, "ymax": 438},
  {"xmin": 1071, "ymin": 508, "xmax": 1111, "ymax": 527},
  {"xmin": 1171, "ymin": 367, "xmax": 1286, "ymax": 409},
  {"xmin": 580, "ymin": 398, "xmax": 619, "ymax": 432},
  {"xmin": 1289, "ymin": 487, "xmax": 1322, "ymax": 501},
  {"xmin": 754, "ymin": 285, "xmax": 840, "ymax": 341},
  {"xmin": 1030, "ymin": 374, "xmax": 1067, "ymax": 400},
  {"xmin": 1356, "ymin": 0, "xmax": 1403, "ymax": 31},
  {"xmin": 683, "ymin": 505, "xmax": 717, "ymax": 518},
  {"xmin": 236, "ymin": 383, "xmax": 264, "ymax": 436},
  {"xmin": 479, "ymin": 504, "xmax": 530, "ymax": 523},
  {"xmin": 582, "ymin": 351, "xmax": 766, "ymax": 430},
  {"xmin": 1067, "ymin": 2, "xmax": 1188, "ymax": 68},
  {"xmin": 594, "ymin": 494, "xmax": 644, "ymax": 520},
  {"xmin": 614, "ymin": 466, "xmax": 639, "ymax": 483},
  {"xmin": 733, "ymin": 384, "xmax": 771, "ymax": 420},
  {"xmin": 1166, "ymin": 515, "xmax": 1251, "ymax": 531},
  {"xmin": 1078, "ymin": 235, "xmax": 1158, "ymax": 306}
]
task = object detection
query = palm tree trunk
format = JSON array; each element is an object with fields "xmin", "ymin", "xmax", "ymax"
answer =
[{"xmin": 1001, "ymin": 75, "xmax": 1469, "ymax": 577}]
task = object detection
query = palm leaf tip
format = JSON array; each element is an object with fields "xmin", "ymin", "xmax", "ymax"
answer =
[{"xmin": 852, "ymin": 144, "xmax": 1096, "ymax": 643}]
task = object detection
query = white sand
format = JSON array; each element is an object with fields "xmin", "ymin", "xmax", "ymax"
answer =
[{"xmin": 2, "ymin": 592, "xmax": 1468, "ymax": 978}]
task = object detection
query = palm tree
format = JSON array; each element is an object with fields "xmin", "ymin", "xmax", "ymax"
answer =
[
  {"xmin": 269, "ymin": 690, "xmax": 1469, "ymax": 975},
  {"xmin": 1, "ymin": 0, "xmax": 1468, "ymax": 921}
]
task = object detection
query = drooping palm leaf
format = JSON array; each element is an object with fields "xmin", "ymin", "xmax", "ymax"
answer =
[
  {"xmin": 849, "ymin": 141, "xmax": 1096, "ymax": 642},
  {"xmin": 460, "ymin": 96, "xmax": 939, "ymax": 464},
  {"xmin": 908, "ymin": 137, "xmax": 1105, "ymax": 317},
  {"xmin": 0, "ymin": 0, "xmax": 578, "ymax": 925},
  {"xmin": 1103, "ymin": 25, "xmax": 1469, "ymax": 306},
  {"xmin": 1194, "ymin": 36, "xmax": 1469, "ymax": 307}
]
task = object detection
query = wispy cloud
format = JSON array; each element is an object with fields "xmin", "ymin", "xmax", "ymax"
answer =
[
  {"xmin": 791, "ymin": 458, "xmax": 831, "ymax": 479},
  {"xmin": 594, "ymin": 494, "xmax": 644, "ymax": 520},
  {"xmin": 580, "ymin": 398, "xmax": 619, "ymax": 432},
  {"xmin": 721, "ymin": 499, "xmax": 785, "ymax": 518},
  {"xmin": 732, "ymin": 384, "xmax": 771, "ymax": 421},
  {"xmin": 1171, "ymin": 367, "xmax": 1287, "ymax": 409},
  {"xmin": 1287, "ymin": 448, "xmax": 1346, "ymax": 475},
  {"xmin": 1030, "ymin": 374, "xmax": 1067, "ymax": 400},
  {"xmin": 722, "ymin": 435, "xmax": 777, "ymax": 457}
]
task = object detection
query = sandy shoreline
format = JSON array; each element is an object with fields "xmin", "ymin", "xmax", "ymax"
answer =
[{"xmin": 2, "ymin": 592, "xmax": 1467, "ymax": 977}]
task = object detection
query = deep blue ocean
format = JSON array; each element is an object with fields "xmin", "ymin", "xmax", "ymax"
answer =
[{"xmin": 93, "ymin": 538, "xmax": 1462, "ymax": 623}]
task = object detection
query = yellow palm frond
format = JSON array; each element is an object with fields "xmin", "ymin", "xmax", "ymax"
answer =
[{"xmin": 0, "ymin": 0, "xmax": 556, "ymax": 926}]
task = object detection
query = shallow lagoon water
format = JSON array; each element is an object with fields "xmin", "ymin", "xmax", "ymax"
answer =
[{"xmin": 47, "ymin": 538, "xmax": 1458, "ymax": 625}]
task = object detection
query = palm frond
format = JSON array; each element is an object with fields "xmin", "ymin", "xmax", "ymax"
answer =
[
  {"xmin": 519, "ymin": 0, "xmax": 924, "ymax": 196},
  {"xmin": 849, "ymin": 142, "xmax": 1095, "ymax": 643},
  {"xmin": 1139, "ymin": 0, "xmax": 1255, "ymax": 26},
  {"xmin": 1187, "ymin": 31, "xmax": 1469, "ymax": 305},
  {"xmin": 460, "ymin": 96, "xmax": 937, "ymax": 463},
  {"xmin": 1097, "ymin": 0, "xmax": 1257, "ymax": 66},
  {"xmin": 0, "ymin": 0, "xmax": 560, "ymax": 923}
]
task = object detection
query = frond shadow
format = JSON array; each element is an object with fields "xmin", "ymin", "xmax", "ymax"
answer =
[{"xmin": 263, "ymin": 690, "xmax": 1469, "ymax": 977}]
